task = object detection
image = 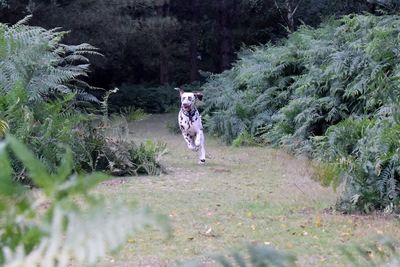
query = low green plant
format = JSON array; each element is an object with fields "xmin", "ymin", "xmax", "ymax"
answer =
[
  {"xmin": 311, "ymin": 161, "xmax": 342, "ymax": 190},
  {"xmin": 121, "ymin": 106, "xmax": 147, "ymax": 122},
  {"xmin": 0, "ymin": 136, "xmax": 168, "ymax": 267},
  {"xmin": 232, "ymin": 131, "xmax": 258, "ymax": 147},
  {"xmin": 97, "ymin": 137, "xmax": 167, "ymax": 176}
]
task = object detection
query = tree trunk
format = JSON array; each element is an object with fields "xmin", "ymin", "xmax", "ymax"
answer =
[
  {"xmin": 367, "ymin": 2, "xmax": 377, "ymax": 14},
  {"xmin": 189, "ymin": 0, "xmax": 199, "ymax": 82},
  {"xmin": 286, "ymin": 0, "xmax": 295, "ymax": 32},
  {"xmin": 158, "ymin": 0, "xmax": 170, "ymax": 84},
  {"xmin": 218, "ymin": 0, "xmax": 234, "ymax": 71},
  {"xmin": 159, "ymin": 44, "xmax": 169, "ymax": 84}
]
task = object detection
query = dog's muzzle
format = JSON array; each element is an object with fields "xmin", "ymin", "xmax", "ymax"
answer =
[{"xmin": 182, "ymin": 104, "xmax": 191, "ymax": 111}]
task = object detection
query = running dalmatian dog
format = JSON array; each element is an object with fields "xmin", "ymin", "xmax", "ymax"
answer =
[{"xmin": 176, "ymin": 88, "xmax": 206, "ymax": 165}]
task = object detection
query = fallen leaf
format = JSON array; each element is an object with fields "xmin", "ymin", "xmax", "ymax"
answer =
[{"xmin": 315, "ymin": 214, "xmax": 322, "ymax": 227}]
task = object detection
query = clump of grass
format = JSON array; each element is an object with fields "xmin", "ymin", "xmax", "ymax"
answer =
[
  {"xmin": 232, "ymin": 131, "xmax": 258, "ymax": 147},
  {"xmin": 311, "ymin": 161, "xmax": 342, "ymax": 190},
  {"xmin": 121, "ymin": 106, "xmax": 148, "ymax": 122}
]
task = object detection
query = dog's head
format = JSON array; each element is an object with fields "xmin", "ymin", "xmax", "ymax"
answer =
[{"xmin": 177, "ymin": 88, "xmax": 203, "ymax": 112}]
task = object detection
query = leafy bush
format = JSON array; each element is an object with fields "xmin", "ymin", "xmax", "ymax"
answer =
[
  {"xmin": 202, "ymin": 14, "xmax": 400, "ymax": 213},
  {"xmin": 0, "ymin": 136, "xmax": 167, "ymax": 267},
  {"xmin": 98, "ymin": 137, "xmax": 167, "ymax": 176},
  {"xmin": 0, "ymin": 16, "xmax": 101, "ymax": 101},
  {"xmin": 0, "ymin": 19, "xmax": 167, "ymax": 181}
]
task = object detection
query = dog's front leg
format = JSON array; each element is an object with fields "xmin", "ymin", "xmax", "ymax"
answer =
[
  {"xmin": 196, "ymin": 130, "xmax": 206, "ymax": 164},
  {"xmin": 182, "ymin": 132, "xmax": 197, "ymax": 151}
]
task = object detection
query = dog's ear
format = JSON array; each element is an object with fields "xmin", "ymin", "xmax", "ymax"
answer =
[
  {"xmin": 175, "ymin": 87, "xmax": 184, "ymax": 96},
  {"xmin": 194, "ymin": 92, "xmax": 203, "ymax": 101}
]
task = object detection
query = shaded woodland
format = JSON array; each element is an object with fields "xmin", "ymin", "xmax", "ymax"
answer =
[{"xmin": 1, "ymin": 0, "xmax": 372, "ymax": 87}]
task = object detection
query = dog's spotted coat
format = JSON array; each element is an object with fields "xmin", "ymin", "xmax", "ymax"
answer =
[{"xmin": 177, "ymin": 88, "xmax": 206, "ymax": 164}]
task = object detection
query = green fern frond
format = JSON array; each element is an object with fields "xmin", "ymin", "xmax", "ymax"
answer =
[
  {"xmin": 0, "ymin": 119, "xmax": 8, "ymax": 136},
  {"xmin": 0, "ymin": 18, "xmax": 100, "ymax": 102},
  {"xmin": 3, "ymin": 204, "xmax": 164, "ymax": 267}
]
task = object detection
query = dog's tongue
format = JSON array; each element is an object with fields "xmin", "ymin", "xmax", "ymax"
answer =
[{"xmin": 183, "ymin": 104, "xmax": 191, "ymax": 110}]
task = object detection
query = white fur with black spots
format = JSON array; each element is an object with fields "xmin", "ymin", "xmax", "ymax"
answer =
[{"xmin": 177, "ymin": 88, "xmax": 206, "ymax": 165}]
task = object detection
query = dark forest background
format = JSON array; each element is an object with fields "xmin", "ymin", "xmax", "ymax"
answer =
[{"xmin": 1, "ymin": 0, "xmax": 377, "ymax": 87}]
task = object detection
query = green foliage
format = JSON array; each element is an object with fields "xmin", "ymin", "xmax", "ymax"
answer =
[
  {"xmin": 121, "ymin": 106, "xmax": 147, "ymax": 122},
  {"xmin": 0, "ymin": 118, "xmax": 7, "ymax": 137},
  {"xmin": 0, "ymin": 137, "xmax": 167, "ymax": 266},
  {"xmin": 202, "ymin": 14, "xmax": 400, "ymax": 213},
  {"xmin": 0, "ymin": 16, "xmax": 101, "ymax": 101},
  {"xmin": 99, "ymin": 137, "xmax": 167, "ymax": 176},
  {"xmin": 0, "ymin": 19, "xmax": 166, "ymax": 182},
  {"xmin": 232, "ymin": 131, "xmax": 258, "ymax": 147}
]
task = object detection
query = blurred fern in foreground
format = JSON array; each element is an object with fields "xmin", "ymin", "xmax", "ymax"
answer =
[
  {"xmin": 0, "ymin": 136, "xmax": 168, "ymax": 267},
  {"xmin": 175, "ymin": 244, "xmax": 296, "ymax": 267}
]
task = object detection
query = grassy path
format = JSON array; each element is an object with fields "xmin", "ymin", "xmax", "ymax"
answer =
[{"xmin": 96, "ymin": 114, "xmax": 400, "ymax": 267}]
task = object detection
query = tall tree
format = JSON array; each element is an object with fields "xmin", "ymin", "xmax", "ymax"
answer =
[
  {"xmin": 189, "ymin": 0, "xmax": 199, "ymax": 82},
  {"xmin": 158, "ymin": 0, "xmax": 171, "ymax": 84},
  {"xmin": 218, "ymin": 0, "xmax": 236, "ymax": 71},
  {"xmin": 0, "ymin": 0, "xmax": 376, "ymax": 87}
]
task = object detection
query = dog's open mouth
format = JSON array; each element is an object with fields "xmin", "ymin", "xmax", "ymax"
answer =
[{"xmin": 182, "ymin": 104, "xmax": 191, "ymax": 110}]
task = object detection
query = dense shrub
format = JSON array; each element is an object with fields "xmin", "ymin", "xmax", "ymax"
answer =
[
  {"xmin": 0, "ymin": 18, "xmax": 166, "ymax": 182},
  {"xmin": 202, "ymin": 14, "xmax": 400, "ymax": 213}
]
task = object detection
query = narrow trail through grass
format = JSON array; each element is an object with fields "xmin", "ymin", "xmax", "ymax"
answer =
[{"xmin": 96, "ymin": 114, "xmax": 400, "ymax": 267}]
